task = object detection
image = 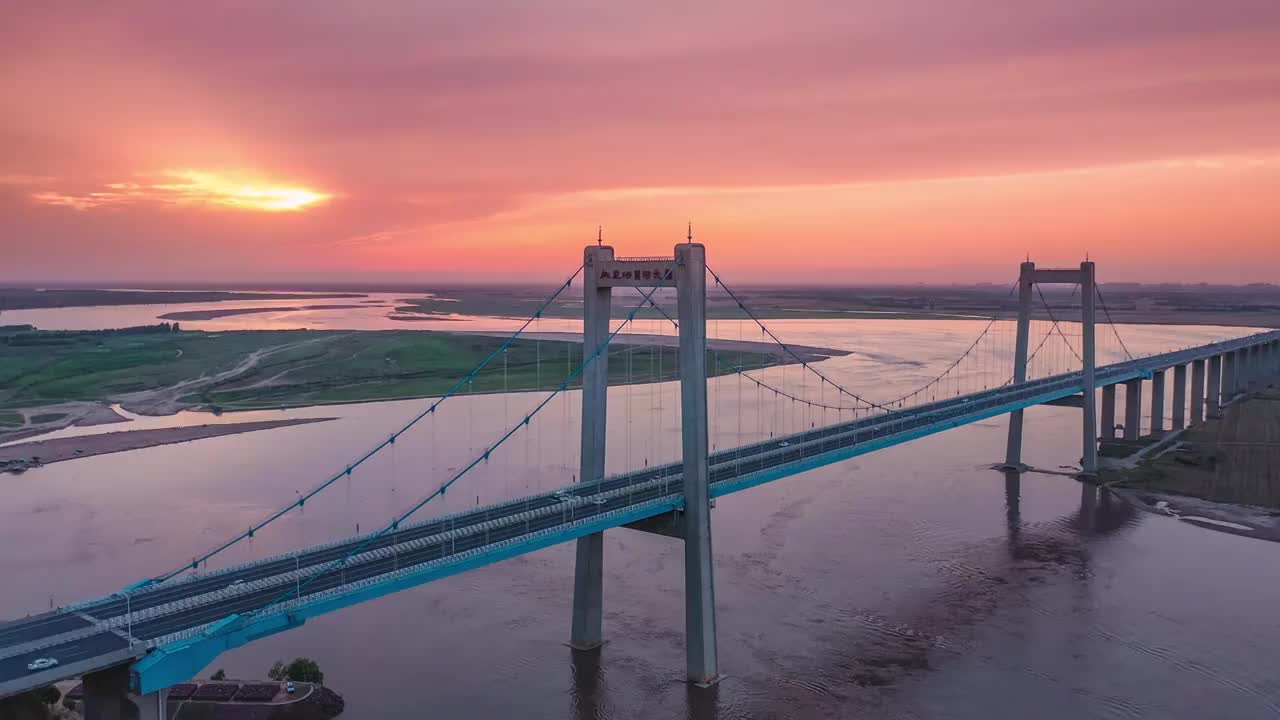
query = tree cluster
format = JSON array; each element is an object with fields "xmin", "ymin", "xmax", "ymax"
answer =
[
  {"xmin": 268, "ymin": 657, "xmax": 324, "ymax": 684},
  {"xmin": 0, "ymin": 323, "xmax": 181, "ymax": 345}
]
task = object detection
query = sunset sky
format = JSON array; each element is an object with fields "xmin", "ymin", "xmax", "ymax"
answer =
[{"xmin": 3, "ymin": 1, "xmax": 1278, "ymax": 284}]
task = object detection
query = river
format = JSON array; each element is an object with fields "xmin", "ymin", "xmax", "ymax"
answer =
[{"xmin": 1, "ymin": 300, "xmax": 1277, "ymax": 718}]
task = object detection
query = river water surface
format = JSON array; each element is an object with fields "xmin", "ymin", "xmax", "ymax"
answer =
[{"xmin": 2, "ymin": 302, "xmax": 1277, "ymax": 718}]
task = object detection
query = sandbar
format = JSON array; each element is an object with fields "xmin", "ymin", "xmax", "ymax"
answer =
[
  {"xmin": 158, "ymin": 305, "xmax": 366, "ymax": 321},
  {"xmin": 0, "ymin": 417, "xmax": 336, "ymax": 471}
]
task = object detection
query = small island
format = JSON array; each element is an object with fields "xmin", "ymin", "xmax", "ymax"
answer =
[{"xmin": 157, "ymin": 305, "xmax": 368, "ymax": 321}]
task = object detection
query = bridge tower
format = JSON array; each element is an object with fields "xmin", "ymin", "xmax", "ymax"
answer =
[
  {"xmin": 1003, "ymin": 261, "xmax": 1098, "ymax": 476},
  {"xmin": 572, "ymin": 241, "xmax": 719, "ymax": 685}
]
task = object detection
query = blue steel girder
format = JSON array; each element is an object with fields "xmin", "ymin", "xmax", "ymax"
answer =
[
  {"xmin": 711, "ymin": 375, "xmax": 1110, "ymax": 498},
  {"xmin": 131, "ymin": 495, "xmax": 685, "ymax": 694}
]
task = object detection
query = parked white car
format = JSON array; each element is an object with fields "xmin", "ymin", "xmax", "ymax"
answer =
[{"xmin": 286, "ymin": 681, "xmax": 296, "ymax": 694}]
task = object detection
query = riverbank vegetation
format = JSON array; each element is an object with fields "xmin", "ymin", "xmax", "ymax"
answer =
[
  {"xmin": 1107, "ymin": 387, "xmax": 1280, "ymax": 508},
  {"xmin": 0, "ymin": 328, "xmax": 778, "ymax": 430},
  {"xmin": 184, "ymin": 330, "xmax": 775, "ymax": 410},
  {"xmin": 269, "ymin": 658, "xmax": 324, "ymax": 685}
]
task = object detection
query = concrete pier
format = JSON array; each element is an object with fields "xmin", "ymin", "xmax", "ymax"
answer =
[
  {"xmin": 1172, "ymin": 364, "xmax": 1187, "ymax": 430},
  {"xmin": 570, "ymin": 244, "xmax": 613, "ymax": 650},
  {"xmin": 133, "ymin": 690, "xmax": 166, "ymax": 720},
  {"xmin": 1124, "ymin": 379, "xmax": 1142, "ymax": 439},
  {"xmin": 675, "ymin": 242, "xmax": 719, "ymax": 685},
  {"xmin": 1208, "ymin": 355, "xmax": 1223, "ymax": 417},
  {"xmin": 1190, "ymin": 359, "xmax": 1206, "ymax": 425},
  {"xmin": 1101, "ymin": 384, "xmax": 1117, "ymax": 440},
  {"xmin": 1223, "ymin": 351, "xmax": 1237, "ymax": 401},
  {"xmin": 83, "ymin": 664, "xmax": 132, "ymax": 720},
  {"xmin": 1150, "ymin": 369, "xmax": 1166, "ymax": 434}
]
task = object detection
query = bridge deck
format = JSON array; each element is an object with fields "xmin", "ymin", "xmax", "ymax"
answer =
[{"xmin": 2, "ymin": 329, "xmax": 1276, "ymax": 698}]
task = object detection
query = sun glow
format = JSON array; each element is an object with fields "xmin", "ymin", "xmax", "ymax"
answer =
[
  {"xmin": 29, "ymin": 170, "xmax": 330, "ymax": 212},
  {"xmin": 154, "ymin": 170, "xmax": 329, "ymax": 211}
]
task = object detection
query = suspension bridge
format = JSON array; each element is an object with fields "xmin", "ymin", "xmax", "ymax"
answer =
[{"xmin": 2, "ymin": 244, "xmax": 1278, "ymax": 718}]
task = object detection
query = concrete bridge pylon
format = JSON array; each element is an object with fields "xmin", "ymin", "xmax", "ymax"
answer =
[
  {"xmin": 1002, "ymin": 261, "xmax": 1098, "ymax": 476},
  {"xmin": 572, "ymin": 241, "xmax": 719, "ymax": 685}
]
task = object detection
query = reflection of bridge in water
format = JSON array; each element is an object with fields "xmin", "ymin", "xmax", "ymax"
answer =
[
  {"xmin": 2, "ymin": 243, "xmax": 1278, "ymax": 717},
  {"xmin": 566, "ymin": 474, "xmax": 1137, "ymax": 720}
]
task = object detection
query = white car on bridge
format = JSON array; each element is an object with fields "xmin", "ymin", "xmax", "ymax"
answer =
[{"xmin": 27, "ymin": 657, "xmax": 58, "ymax": 672}]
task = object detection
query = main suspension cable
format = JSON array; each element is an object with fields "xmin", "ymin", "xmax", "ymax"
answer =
[{"xmin": 1095, "ymin": 284, "xmax": 1135, "ymax": 361}]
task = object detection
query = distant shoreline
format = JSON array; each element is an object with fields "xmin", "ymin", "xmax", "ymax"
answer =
[
  {"xmin": 0, "ymin": 287, "xmax": 366, "ymax": 311},
  {"xmin": 158, "ymin": 304, "xmax": 367, "ymax": 321}
]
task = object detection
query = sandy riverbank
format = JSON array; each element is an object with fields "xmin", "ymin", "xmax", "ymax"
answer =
[
  {"xmin": 0, "ymin": 402, "xmax": 130, "ymax": 444},
  {"xmin": 0, "ymin": 418, "xmax": 336, "ymax": 472},
  {"xmin": 158, "ymin": 305, "xmax": 366, "ymax": 321}
]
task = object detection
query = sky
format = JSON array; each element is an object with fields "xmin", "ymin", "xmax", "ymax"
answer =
[{"xmin": 2, "ymin": 1, "xmax": 1279, "ymax": 285}]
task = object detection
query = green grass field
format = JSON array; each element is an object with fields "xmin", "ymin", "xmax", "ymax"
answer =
[
  {"xmin": 0, "ymin": 329, "xmax": 776, "ymax": 413},
  {"xmin": 0, "ymin": 329, "xmax": 313, "ymax": 407}
]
